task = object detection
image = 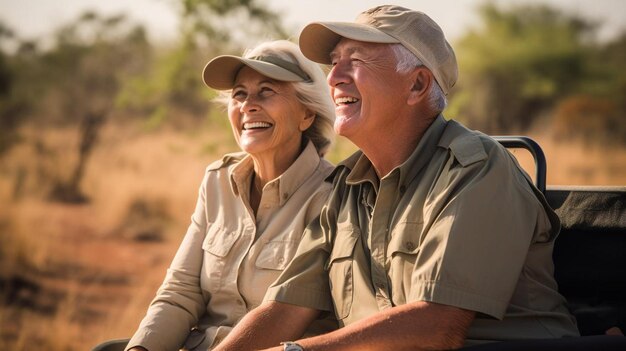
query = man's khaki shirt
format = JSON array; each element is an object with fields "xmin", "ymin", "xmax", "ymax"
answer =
[
  {"xmin": 127, "ymin": 141, "xmax": 334, "ymax": 351},
  {"xmin": 265, "ymin": 116, "xmax": 579, "ymax": 344}
]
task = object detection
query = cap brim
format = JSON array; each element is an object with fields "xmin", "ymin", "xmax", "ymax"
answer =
[
  {"xmin": 203, "ymin": 56, "xmax": 306, "ymax": 90},
  {"xmin": 299, "ymin": 22, "xmax": 399, "ymax": 64}
]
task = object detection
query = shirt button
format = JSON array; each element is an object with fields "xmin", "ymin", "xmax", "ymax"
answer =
[
  {"xmin": 399, "ymin": 185, "xmax": 406, "ymax": 193},
  {"xmin": 277, "ymin": 257, "xmax": 285, "ymax": 264},
  {"xmin": 282, "ymin": 193, "xmax": 289, "ymax": 200},
  {"xmin": 405, "ymin": 241, "xmax": 415, "ymax": 250}
]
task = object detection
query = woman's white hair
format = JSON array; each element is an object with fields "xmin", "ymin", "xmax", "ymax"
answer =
[
  {"xmin": 238, "ymin": 40, "xmax": 336, "ymax": 156},
  {"xmin": 390, "ymin": 44, "xmax": 447, "ymax": 114}
]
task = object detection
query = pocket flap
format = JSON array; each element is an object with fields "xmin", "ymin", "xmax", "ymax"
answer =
[
  {"xmin": 388, "ymin": 222, "xmax": 422, "ymax": 255},
  {"xmin": 327, "ymin": 223, "xmax": 360, "ymax": 266},
  {"xmin": 202, "ymin": 224, "xmax": 238, "ymax": 257},
  {"xmin": 255, "ymin": 241, "xmax": 297, "ymax": 270}
]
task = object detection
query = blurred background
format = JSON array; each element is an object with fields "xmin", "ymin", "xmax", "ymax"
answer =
[{"xmin": 0, "ymin": 0, "xmax": 624, "ymax": 349}]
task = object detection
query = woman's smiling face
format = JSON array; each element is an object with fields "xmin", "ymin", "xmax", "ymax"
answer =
[{"xmin": 228, "ymin": 66, "xmax": 313, "ymax": 160}]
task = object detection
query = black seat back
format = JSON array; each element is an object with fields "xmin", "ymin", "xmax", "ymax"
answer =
[{"xmin": 547, "ymin": 187, "xmax": 626, "ymax": 335}]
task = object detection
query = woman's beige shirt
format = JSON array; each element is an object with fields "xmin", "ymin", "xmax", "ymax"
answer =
[{"xmin": 126, "ymin": 141, "xmax": 334, "ymax": 351}]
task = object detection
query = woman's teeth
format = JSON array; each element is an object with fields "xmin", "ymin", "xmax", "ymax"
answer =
[{"xmin": 243, "ymin": 122, "xmax": 272, "ymax": 130}]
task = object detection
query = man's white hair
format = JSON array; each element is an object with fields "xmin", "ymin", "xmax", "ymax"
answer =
[{"xmin": 390, "ymin": 44, "xmax": 447, "ymax": 113}]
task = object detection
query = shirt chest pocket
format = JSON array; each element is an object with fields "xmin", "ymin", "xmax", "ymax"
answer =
[
  {"xmin": 388, "ymin": 222, "xmax": 422, "ymax": 257},
  {"xmin": 201, "ymin": 224, "xmax": 240, "ymax": 293},
  {"xmin": 326, "ymin": 223, "xmax": 359, "ymax": 320},
  {"xmin": 255, "ymin": 241, "xmax": 298, "ymax": 271},
  {"xmin": 388, "ymin": 222, "xmax": 422, "ymax": 301}
]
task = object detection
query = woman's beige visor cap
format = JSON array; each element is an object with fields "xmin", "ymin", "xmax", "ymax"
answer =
[
  {"xmin": 299, "ymin": 5, "xmax": 458, "ymax": 95},
  {"xmin": 203, "ymin": 54, "xmax": 311, "ymax": 90}
]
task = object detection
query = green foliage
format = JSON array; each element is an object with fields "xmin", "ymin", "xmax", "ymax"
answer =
[
  {"xmin": 39, "ymin": 12, "xmax": 151, "ymax": 125},
  {"xmin": 452, "ymin": 2, "xmax": 594, "ymax": 132},
  {"xmin": 117, "ymin": 0, "xmax": 287, "ymax": 129},
  {"xmin": 0, "ymin": 21, "xmax": 37, "ymax": 155},
  {"xmin": 436, "ymin": 2, "xmax": 626, "ymax": 144},
  {"xmin": 178, "ymin": 0, "xmax": 286, "ymax": 47}
]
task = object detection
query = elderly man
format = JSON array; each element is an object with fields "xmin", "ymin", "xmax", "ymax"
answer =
[{"xmin": 214, "ymin": 5, "xmax": 578, "ymax": 351}]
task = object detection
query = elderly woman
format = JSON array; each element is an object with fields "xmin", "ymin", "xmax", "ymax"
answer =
[{"xmin": 119, "ymin": 40, "xmax": 336, "ymax": 351}]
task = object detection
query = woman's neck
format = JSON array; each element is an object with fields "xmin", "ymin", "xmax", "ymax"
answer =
[{"xmin": 248, "ymin": 137, "xmax": 306, "ymax": 214}]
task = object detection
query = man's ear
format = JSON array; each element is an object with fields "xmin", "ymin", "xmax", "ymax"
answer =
[{"xmin": 407, "ymin": 67, "xmax": 433, "ymax": 106}]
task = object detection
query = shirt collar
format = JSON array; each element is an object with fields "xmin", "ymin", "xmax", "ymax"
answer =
[
  {"xmin": 343, "ymin": 115, "xmax": 448, "ymax": 188},
  {"xmin": 229, "ymin": 140, "xmax": 322, "ymax": 206},
  {"xmin": 395, "ymin": 114, "xmax": 448, "ymax": 186}
]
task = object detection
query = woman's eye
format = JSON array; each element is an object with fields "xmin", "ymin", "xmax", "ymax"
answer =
[
  {"xmin": 259, "ymin": 87, "xmax": 275, "ymax": 97},
  {"xmin": 232, "ymin": 91, "xmax": 246, "ymax": 101}
]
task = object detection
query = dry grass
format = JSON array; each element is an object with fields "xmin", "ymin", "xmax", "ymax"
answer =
[
  {"xmin": 0, "ymin": 120, "xmax": 624, "ymax": 351},
  {"xmin": 505, "ymin": 134, "xmax": 626, "ymax": 187},
  {"xmin": 0, "ymin": 121, "xmax": 234, "ymax": 350}
]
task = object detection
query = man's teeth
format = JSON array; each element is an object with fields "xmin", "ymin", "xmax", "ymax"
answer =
[
  {"xmin": 244, "ymin": 122, "xmax": 272, "ymax": 130},
  {"xmin": 335, "ymin": 97, "xmax": 359, "ymax": 105}
]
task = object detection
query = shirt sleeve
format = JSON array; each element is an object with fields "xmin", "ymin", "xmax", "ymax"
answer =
[
  {"xmin": 126, "ymin": 173, "xmax": 210, "ymax": 351},
  {"xmin": 263, "ymin": 214, "xmax": 334, "ymax": 312},
  {"xmin": 407, "ymin": 141, "xmax": 555, "ymax": 319}
]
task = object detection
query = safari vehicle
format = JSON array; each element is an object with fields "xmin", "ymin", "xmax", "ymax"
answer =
[
  {"xmin": 93, "ymin": 136, "xmax": 626, "ymax": 351},
  {"xmin": 462, "ymin": 137, "xmax": 626, "ymax": 350}
]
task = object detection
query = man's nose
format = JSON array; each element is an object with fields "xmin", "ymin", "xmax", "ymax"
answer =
[{"xmin": 327, "ymin": 61, "xmax": 350, "ymax": 87}]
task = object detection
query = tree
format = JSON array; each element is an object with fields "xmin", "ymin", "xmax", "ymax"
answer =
[
  {"xmin": 552, "ymin": 32, "xmax": 626, "ymax": 145},
  {"xmin": 118, "ymin": 0, "xmax": 287, "ymax": 127},
  {"xmin": 450, "ymin": 3, "xmax": 594, "ymax": 133},
  {"xmin": 0, "ymin": 21, "xmax": 26, "ymax": 155},
  {"xmin": 40, "ymin": 12, "xmax": 151, "ymax": 202},
  {"xmin": 4, "ymin": 1, "xmax": 288, "ymax": 202}
]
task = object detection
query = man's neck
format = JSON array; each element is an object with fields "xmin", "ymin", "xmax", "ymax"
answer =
[{"xmin": 359, "ymin": 114, "xmax": 436, "ymax": 178}]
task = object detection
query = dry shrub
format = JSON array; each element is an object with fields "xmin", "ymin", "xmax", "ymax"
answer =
[
  {"xmin": 116, "ymin": 196, "xmax": 172, "ymax": 242},
  {"xmin": 0, "ymin": 126, "xmax": 82, "ymax": 202},
  {"xmin": 552, "ymin": 95, "xmax": 626, "ymax": 145},
  {"xmin": 0, "ymin": 205, "xmax": 48, "ymax": 284}
]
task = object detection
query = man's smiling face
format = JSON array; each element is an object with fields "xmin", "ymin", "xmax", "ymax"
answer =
[{"xmin": 327, "ymin": 39, "xmax": 412, "ymax": 146}]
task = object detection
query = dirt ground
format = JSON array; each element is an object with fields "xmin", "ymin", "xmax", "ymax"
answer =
[{"xmin": 1, "ymin": 192, "xmax": 182, "ymax": 351}]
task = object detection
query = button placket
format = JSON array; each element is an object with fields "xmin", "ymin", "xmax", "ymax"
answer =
[{"xmin": 369, "ymin": 174, "xmax": 399, "ymax": 310}]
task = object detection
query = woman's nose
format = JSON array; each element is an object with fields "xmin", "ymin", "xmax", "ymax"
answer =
[{"xmin": 240, "ymin": 96, "xmax": 259, "ymax": 113}]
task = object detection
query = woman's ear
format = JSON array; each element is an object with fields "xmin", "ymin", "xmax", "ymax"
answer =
[
  {"xmin": 299, "ymin": 110, "xmax": 316, "ymax": 131},
  {"xmin": 407, "ymin": 67, "xmax": 433, "ymax": 106}
]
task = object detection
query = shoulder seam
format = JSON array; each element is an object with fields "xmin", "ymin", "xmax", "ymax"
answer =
[{"xmin": 206, "ymin": 151, "xmax": 247, "ymax": 171}]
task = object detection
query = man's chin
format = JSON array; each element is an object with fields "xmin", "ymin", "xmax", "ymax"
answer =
[{"xmin": 334, "ymin": 114, "xmax": 360, "ymax": 136}]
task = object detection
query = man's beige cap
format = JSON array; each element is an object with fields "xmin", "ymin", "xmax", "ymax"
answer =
[
  {"xmin": 299, "ymin": 5, "xmax": 457, "ymax": 95},
  {"xmin": 203, "ymin": 55, "xmax": 311, "ymax": 90}
]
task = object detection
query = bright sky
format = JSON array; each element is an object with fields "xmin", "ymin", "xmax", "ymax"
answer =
[{"xmin": 1, "ymin": 0, "xmax": 625, "ymax": 44}]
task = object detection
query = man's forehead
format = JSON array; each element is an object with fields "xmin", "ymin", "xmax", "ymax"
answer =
[{"xmin": 329, "ymin": 39, "xmax": 389, "ymax": 58}]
